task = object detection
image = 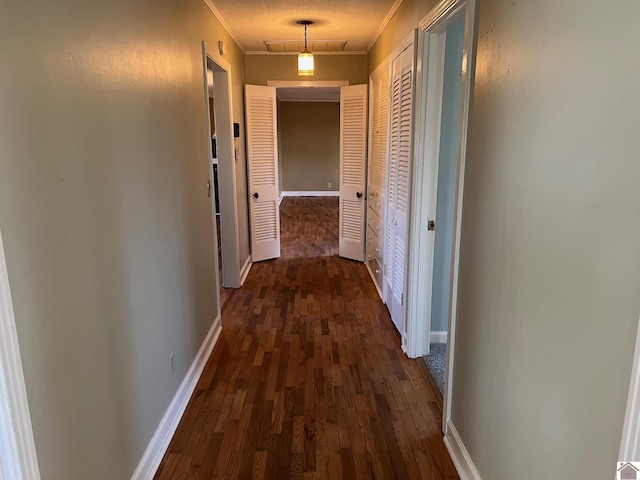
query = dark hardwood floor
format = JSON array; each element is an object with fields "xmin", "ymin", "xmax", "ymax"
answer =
[{"xmin": 155, "ymin": 196, "xmax": 458, "ymax": 479}]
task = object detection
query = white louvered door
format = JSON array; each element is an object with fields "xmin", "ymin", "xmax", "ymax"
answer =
[
  {"xmin": 339, "ymin": 84, "xmax": 368, "ymax": 261},
  {"xmin": 245, "ymin": 85, "xmax": 280, "ymax": 262},
  {"xmin": 365, "ymin": 65, "xmax": 390, "ymax": 297},
  {"xmin": 385, "ymin": 45, "xmax": 414, "ymax": 334}
]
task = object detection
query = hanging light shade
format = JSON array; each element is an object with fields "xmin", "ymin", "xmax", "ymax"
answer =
[{"xmin": 297, "ymin": 20, "xmax": 314, "ymax": 76}]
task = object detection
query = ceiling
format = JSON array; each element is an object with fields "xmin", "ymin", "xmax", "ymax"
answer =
[{"xmin": 208, "ymin": 0, "xmax": 404, "ymax": 53}]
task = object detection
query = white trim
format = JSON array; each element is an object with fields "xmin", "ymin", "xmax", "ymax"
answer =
[
  {"xmin": 131, "ymin": 315, "xmax": 222, "ymax": 480},
  {"xmin": 267, "ymin": 80, "xmax": 349, "ymax": 88},
  {"xmin": 281, "ymin": 191, "xmax": 339, "ymax": 197},
  {"xmin": 389, "ymin": 31, "xmax": 417, "ymax": 67},
  {"xmin": 430, "ymin": 331, "xmax": 448, "ymax": 344},
  {"xmin": 619, "ymin": 315, "xmax": 640, "ymax": 461},
  {"xmin": 248, "ymin": 51, "xmax": 367, "ymax": 56},
  {"xmin": 366, "ymin": 0, "xmax": 407, "ymax": 53},
  {"xmin": 278, "ymin": 192, "xmax": 284, "ymax": 207},
  {"xmin": 369, "ymin": 55, "xmax": 391, "ymax": 85},
  {"xmin": 0, "ymin": 230, "xmax": 41, "ymax": 480},
  {"xmin": 419, "ymin": 0, "xmax": 466, "ymax": 31},
  {"xmin": 443, "ymin": 0, "xmax": 478, "ymax": 434},
  {"xmin": 239, "ymin": 255, "xmax": 252, "ymax": 286},
  {"xmin": 201, "ymin": 0, "xmax": 246, "ymax": 53},
  {"xmin": 443, "ymin": 420, "xmax": 482, "ymax": 480}
]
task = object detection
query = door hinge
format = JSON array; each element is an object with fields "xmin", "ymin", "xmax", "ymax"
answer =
[
  {"xmin": 427, "ymin": 220, "xmax": 435, "ymax": 231},
  {"xmin": 207, "ymin": 179, "xmax": 212, "ymax": 198},
  {"xmin": 400, "ymin": 293, "xmax": 404, "ymax": 306},
  {"xmin": 383, "ymin": 264, "xmax": 388, "ymax": 276}
]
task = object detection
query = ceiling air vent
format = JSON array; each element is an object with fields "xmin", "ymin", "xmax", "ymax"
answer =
[{"xmin": 264, "ymin": 40, "xmax": 347, "ymax": 53}]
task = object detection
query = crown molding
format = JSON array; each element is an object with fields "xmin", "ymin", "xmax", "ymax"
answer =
[
  {"xmin": 202, "ymin": 0, "xmax": 246, "ymax": 53},
  {"xmin": 366, "ymin": 0, "xmax": 406, "ymax": 53}
]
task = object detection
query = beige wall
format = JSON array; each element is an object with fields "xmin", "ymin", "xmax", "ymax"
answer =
[
  {"xmin": 245, "ymin": 54, "xmax": 368, "ymax": 85},
  {"xmin": 278, "ymin": 102, "xmax": 340, "ymax": 192},
  {"xmin": 452, "ymin": 0, "xmax": 640, "ymax": 478},
  {"xmin": 0, "ymin": 0, "xmax": 247, "ymax": 478}
]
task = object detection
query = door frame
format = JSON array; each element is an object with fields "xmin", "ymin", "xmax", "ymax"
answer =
[
  {"xmin": 202, "ymin": 43, "xmax": 242, "ymax": 292},
  {"xmin": 404, "ymin": 0, "xmax": 478, "ymax": 433},
  {"xmin": 0, "ymin": 230, "xmax": 41, "ymax": 480},
  {"xmin": 619, "ymin": 315, "xmax": 640, "ymax": 461},
  {"xmin": 250, "ymin": 81, "xmax": 353, "ymax": 256}
]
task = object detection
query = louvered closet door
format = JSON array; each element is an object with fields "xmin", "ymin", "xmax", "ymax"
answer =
[
  {"xmin": 385, "ymin": 46, "xmax": 414, "ymax": 334},
  {"xmin": 366, "ymin": 65, "xmax": 390, "ymax": 297},
  {"xmin": 245, "ymin": 85, "xmax": 280, "ymax": 262},
  {"xmin": 339, "ymin": 84, "xmax": 368, "ymax": 261}
]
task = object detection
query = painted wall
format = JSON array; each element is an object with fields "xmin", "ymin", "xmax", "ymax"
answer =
[
  {"xmin": 245, "ymin": 54, "xmax": 368, "ymax": 85},
  {"xmin": 452, "ymin": 0, "xmax": 640, "ymax": 478},
  {"xmin": 0, "ymin": 0, "xmax": 247, "ymax": 478},
  {"xmin": 278, "ymin": 102, "xmax": 340, "ymax": 192},
  {"xmin": 430, "ymin": 17, "xmax": 465, "ymax": 334}
]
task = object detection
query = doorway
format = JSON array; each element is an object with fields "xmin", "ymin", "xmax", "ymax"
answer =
[
  {"xmin": 422, "ymin": 14, "xmax": 465, "ymax": 396},
  {"xmin": 245, "ymin": 82, "xmax": 368, "ymax": 264},
  {"xmin": 205, "ymin": 69, "xmax": 232, "ymax": 309},
  {"xmin": 403, "ymin": 0, "xmax": 477, "ymax": 433},
  {"xmin": 276, "ymin": 89, "xmax": 341, "ymax": 256},
  {"xmin": 201, "ymin": 43, "xmax": 243, "ymax": 317}
]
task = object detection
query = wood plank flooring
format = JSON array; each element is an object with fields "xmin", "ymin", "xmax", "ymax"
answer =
[{"xmin": 155, "ymin": 196, "xmax": 458, "ymax": 479}]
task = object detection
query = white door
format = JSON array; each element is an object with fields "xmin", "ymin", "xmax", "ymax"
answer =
[
  {"xmin": 385, "ymin": 45, "xmax": 414, "ymax": 334},
  {"xmin": 245, "ymin": 85, "xmax": 280, "ymax": 262},
  {"xmin": 339, "ymin": 84, "xmax": 368, "ymax": 261}
]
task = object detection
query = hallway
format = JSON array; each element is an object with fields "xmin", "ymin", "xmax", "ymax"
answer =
[{"xmin": 155, "ymin": 197, "xmax": 458, "ymax": 479}]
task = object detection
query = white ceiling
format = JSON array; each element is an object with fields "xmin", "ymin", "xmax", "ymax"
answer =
[{"xmin": 208, "ymin": 0, "xmax": 403, "ymax": 53}]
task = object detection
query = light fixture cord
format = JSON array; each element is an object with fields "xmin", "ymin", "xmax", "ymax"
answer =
[{"xmin": 304, "ymin": 24, "xmax": 308, "ymax": 51}]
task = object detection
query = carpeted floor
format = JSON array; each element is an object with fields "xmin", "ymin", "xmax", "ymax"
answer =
[{"xmin": 423, "ymin": 343, "xmax": 446, "ymax": 395}]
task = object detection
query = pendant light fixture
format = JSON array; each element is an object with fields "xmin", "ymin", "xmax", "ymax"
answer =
[{"xmin": 297, "ymin": 20, "xmax": 314, "ymax": 76}]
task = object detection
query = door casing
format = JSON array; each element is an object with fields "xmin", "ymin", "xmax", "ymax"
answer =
[
  {"xmin": 202, "ymin": 43, "xmax": 243, "ymax": 292},
  {"xmin": 0, "ymin": 229, "xmax": 41, "ymax": 480},
  {"xmin": 404, "ymin": 0, "xmax": 478, "ymax": 435}
]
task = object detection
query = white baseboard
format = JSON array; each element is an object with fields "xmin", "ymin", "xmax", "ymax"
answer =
[
  {"xmin": 131, "ymin": 315, "xmax": 222, "ymax": 480},
  {"xmin": 430, "ymin": 331, "xmax": 448, "ymax": 344},
  {"xmin": 239, "ymin": 255, "xmax": 252, "ymax": 286},
  {"xmin": 443, "ymin": 420, "xmax": 482, "ymax": 480},
  {"xmin": 278, "ymin": 192, "xmax": 284, "ymax": 207},
  {"xmin": 281, "ymin": 191, "xmax": 339, "ymax": 197}
]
